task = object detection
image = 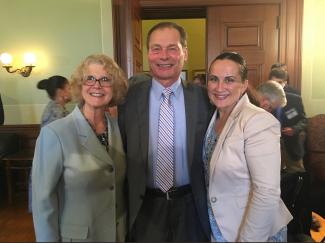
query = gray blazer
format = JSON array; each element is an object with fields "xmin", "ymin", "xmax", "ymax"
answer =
[{"xmin": 32, "ymin": 106, "xmax": 127, "ymax": 242}]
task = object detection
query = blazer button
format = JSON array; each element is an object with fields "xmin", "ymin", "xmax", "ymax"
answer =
[
  {"xmin": 108, "ymin": 165, "xmax": 114, "ymax": 172},
  {"xmin": 109, "ymin": 185, "xmax": 114, "ymax": 191},
  {"xmin": 211, "ymin": 197, "xmax": 217, "ymax": 203}
]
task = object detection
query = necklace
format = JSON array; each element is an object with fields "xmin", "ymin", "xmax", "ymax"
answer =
[
  {"xmin": 97, "ymin": 131, "xmax": 109, "ymax": 149},
  {"xmin": 82, "ymin": 107, "xmax": 109, "ymax": 152}
]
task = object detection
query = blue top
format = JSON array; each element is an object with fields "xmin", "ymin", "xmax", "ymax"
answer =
[
  {"xmin": 202, "ymin": 115, "xmax": 227, "ymax": 242},
  {"xmin": 147, "ymin": 78, "xmax": 190, "ymax": 187}
]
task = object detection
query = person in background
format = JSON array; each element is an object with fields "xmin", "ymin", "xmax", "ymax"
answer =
[
  {"xmin": 256, "ymin": 80, "xmax": 287, "ymax": 113},
  {"xmin": 37, "ymin": 75, "xmax": 72, "ymax": 127},
  {"xmin": 269, "ymin": 67, "xmax": 307, "ymax": 173},
  {"xmin": 204, "ymin": 52, "xmax": 292, "ymax": 241},
  {"xmin": 28, "ymin": 75, "xmax": 72, "ymax": 212},
  {"xmin": 270, "ymin": 64, "xmax": 300, "ymax": 96},
  {"xmin": 192, "ymin": 73, "xmax": 206, "ymax": 87},
  {"xmin": 256, "ymin": 80, "xmax": 313, "ymax": 241},
  {"xmin": 118, "ymin": 21, "xmax": 213, "ymax": 241},
  {"xmin": 0, "ymin": 94, "xmax": 4, "ymax": 125},
  {"xmin": 32, "ymin": 54, "xmax": 128, "ymax": 242}
]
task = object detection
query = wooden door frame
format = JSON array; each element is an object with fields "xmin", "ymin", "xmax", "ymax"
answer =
[{"xmin": 113, "ymin": 0, "xmax": 303, "ymax": 91}]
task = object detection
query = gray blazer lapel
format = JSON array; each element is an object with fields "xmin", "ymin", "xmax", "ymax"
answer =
[
  {"xmin": 136, "ymin": 81, "xmax": 151, "ymax": 164},
  {"xmin": 72, "ymin": 106, "xmax": 113, "ymax": 165}
]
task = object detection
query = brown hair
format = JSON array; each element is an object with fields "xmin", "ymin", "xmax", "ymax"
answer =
[{"xmin": 146, "ymin": 21, "xmax": 188, "ymax": 49}]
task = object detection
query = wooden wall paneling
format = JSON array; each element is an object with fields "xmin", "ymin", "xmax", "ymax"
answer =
[
  {"xmin": 207, "ymin": 4, "xmax": 280, "ymax": 86},
  {"xmin": 0, "ymin": 124, "xmax": 40, "ymax": 151},
  {"xmin": 284, "ymin": 0, "xmax": 303, "ymax": 91}
]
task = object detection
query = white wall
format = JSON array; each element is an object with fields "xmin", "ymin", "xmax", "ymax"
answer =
[{"xmin": 301, "ymin": 0, "xmax": 325, "ymax": 117}]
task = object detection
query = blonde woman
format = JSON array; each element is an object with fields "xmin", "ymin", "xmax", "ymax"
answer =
[{"xmin": 32, "ymin": 54, "xmax": 128, "ymax": 242}]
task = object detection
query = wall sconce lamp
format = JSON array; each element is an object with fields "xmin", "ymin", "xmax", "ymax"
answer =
[{"xmin": 0, "ymin": 52, "xmax": 36, "ymax": 77}]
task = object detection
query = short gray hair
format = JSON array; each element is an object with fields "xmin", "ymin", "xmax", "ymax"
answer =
[{"xmin": 257, "ymin": 80, "xmax": 287, "ymax": 108}]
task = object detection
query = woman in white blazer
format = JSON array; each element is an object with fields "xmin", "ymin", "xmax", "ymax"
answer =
[
  {"xmin": 202, "ymin": 52, "xmax": 292, "ymax": 242},
  {"xmin": 32, "ymin": 54, "xmax": 128, "ymax": 242}
]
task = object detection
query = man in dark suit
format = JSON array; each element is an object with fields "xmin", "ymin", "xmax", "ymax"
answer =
[
  {"xmin": 118, "ymin": 22, "xmax": 213, "ymax": 241},
  {"xmin": 270, "ymin": 64, "xmax": 301, "ymax": 96},
  {"xmin": 269, "ymin": 68, "xmax": 307, "ymax": 172}
]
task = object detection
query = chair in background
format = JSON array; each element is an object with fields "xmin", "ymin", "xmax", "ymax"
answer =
[
  {"xmin": 305, "ymin": 114, "xmax": 325, "ymax": 218},
  {"xmin": 306, "ymin": 114, "xmax": 325, "ymax": 182}
]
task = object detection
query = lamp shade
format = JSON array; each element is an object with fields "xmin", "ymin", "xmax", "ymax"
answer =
[
  {"xmin": 0, "ymin": 53, "xmax": 13, "ymax": 66},
  {"xmin": 23, "ymin": 53, "xmax": 36, "ymax": 65}
]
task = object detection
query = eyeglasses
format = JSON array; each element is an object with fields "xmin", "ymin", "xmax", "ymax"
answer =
[{"xmin": 83, "ymin": 75, "xmax": 113, "ymax": 87}]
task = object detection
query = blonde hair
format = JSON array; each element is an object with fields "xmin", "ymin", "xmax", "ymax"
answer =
[{"xmin": 70, "ymin": 54, "xmax": 128, "ymax": 106}]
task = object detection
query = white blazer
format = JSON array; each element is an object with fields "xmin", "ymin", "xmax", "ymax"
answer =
[
  {"xmin": 32, "ymin": 106, "xmax": 127, "ymax": 242},
  {"xmin": 208, "ymin": 94, "xmax": 292, "ymax": 242}
]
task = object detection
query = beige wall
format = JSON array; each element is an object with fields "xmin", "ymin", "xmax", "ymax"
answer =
[
  {"xmin": 301, "ymin": 0, "xmax": 325, "ymax": 117},
  {"xmin": 0, "ymin": 0, "xmax": 113, "ymax": 124}
]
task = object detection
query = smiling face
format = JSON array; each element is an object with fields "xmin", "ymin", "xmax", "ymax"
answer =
[
  {"xmin": 148, "ymin": 27, "xmax": 188, "ymax": 87},
  {"xmin": 207, "ymin": 59, "xmax": 248, "ymax": 114},
  {"xmin": 81, "ymin": 63, "xmax": 113, "ymax": 111}
]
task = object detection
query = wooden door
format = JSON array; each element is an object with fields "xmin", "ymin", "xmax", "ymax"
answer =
[
  {"xmin": 112, "ymin": 0, "xmax": 142, "ymax": 78},
  {"xmin": 131, "ymin": 0, "xmax": 143, "ymax": 75},
  {"xmin": 207, "ymin": 4, "xmax": 280, "ymax": 87}
]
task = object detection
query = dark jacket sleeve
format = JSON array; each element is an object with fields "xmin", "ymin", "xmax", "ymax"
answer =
[{"xmin": 0, "ymin": 94, "xmax": 4, "ymax": 125}]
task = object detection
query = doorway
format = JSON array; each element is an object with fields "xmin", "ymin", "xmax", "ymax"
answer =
[{"xmin": 113, "ymin": 0, "xmax": 302, "ymax": 89}]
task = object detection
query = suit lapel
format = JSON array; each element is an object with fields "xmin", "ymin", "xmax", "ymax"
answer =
[
  {"xmin": 136, "ymin": 81, "xmax": 151, "ymax": 163},
  {"xmin": 72, "ymin": 106, "xmax": 113, "ymax": 165},
  {"xmin": 183, "ymin": 81, "xmax": 196, "ymax": 168}
]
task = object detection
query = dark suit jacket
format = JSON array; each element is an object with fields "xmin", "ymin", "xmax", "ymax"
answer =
[
  {"xmin": 284, "ymin": 85, "xmax": 300, "ymax": 96},
  {"xmin": 0, "ymin": 94, "xmax": 4, "ymax": 125},
  {"xmin": 281, "ymin": 92, "xmax": 307, "ymax": 160},
  {"xmin": 118, "ymin": 78, "xmax": 213, "ymax": 238}
]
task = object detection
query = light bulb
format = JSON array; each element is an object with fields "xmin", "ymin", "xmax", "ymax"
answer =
[
  {"xmin": 0, "ymin": 53, "xmax": 13, "ymax": 66},
  {"xmin": 23, "ymin": 52, "xmax": 36, "ymax": 65}
]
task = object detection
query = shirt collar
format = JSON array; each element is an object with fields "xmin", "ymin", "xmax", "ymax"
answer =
[{"xmin": 152, "ymin": 77, "xmax": 182, "ymax": 99}]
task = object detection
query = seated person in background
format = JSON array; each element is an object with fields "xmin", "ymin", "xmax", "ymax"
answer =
[
  {"xmin": 255, "ymin": 80, "xmax": 287, "ymax": 112},
  {"xmin": 268, "ymin": 68, "xmax": 307, "ymax": 173},
  {"xmin": 270, "ymin": 64, "xmax": 300, "ymax": 95},
  {"xmin": 192, "ymin": 73, "xmax": 206, "ymax": 87},
  {"xmin": 0, "ymin": 94, "xmax": 4, "ymax": 125},
  {"xmin": 37, "ymin": 75, "xmax": 72, "ymax": 127},
  {"xmin": 256, "ymin": 80, "xmax": 313, "ymax": 240}
]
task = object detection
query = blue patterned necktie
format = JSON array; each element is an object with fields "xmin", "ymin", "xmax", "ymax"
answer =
[{"xmin": 156, "ymin": 88, "xmax": 175, "ymax": 192}]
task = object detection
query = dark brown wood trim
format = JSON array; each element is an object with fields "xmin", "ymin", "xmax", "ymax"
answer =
[
  {"xmin": 140, "ymin": 0, "xmax": 283, "ymax": 7},
  {"xmin": 0, "ymin": 124, "xmax": 40, "ymax": 150},
  {"xmin": 284, "ymin": 0, "xmax": 303, "ymax": 91},
  {"xmin": 141, "ymin": 7, "xmax": 206, "ymax": 19}
]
